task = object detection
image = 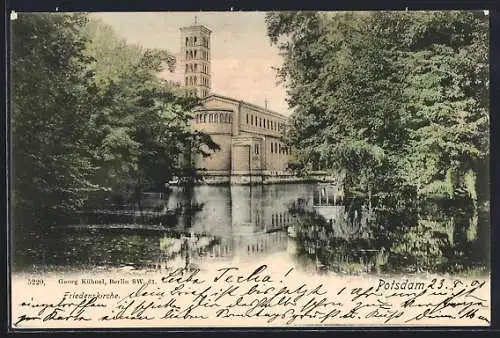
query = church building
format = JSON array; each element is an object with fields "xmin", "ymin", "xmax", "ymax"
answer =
[{"xmin": 180, "ymin": 20, "xmax": 294, "ymax": 184}]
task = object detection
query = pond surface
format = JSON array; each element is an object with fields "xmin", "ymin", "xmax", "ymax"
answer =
[{"xmin": 12, "ymin": 183, "xmax": 490, "ymax": 275}]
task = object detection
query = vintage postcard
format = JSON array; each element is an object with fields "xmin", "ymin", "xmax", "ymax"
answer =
[{"xmin": 9, "ymin": 10, "xmax": 490, "ymax": 329}]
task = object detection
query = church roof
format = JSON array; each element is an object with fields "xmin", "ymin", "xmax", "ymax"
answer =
[{"xmin": 201, "ymin": 93, "xmax": 289, "ymax": 120}]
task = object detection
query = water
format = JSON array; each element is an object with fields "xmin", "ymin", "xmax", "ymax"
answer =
[{"xmin": 12, "ymin": 183, "xmax": 490, "ymax": 275}]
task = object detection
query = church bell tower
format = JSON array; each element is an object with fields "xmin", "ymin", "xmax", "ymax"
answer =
[{"xmin": 180, "ymin": 17, "xmax": 212, "ymax": 98}]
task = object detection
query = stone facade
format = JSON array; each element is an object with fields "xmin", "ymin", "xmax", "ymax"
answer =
[
  {"xmin": 192, "ymin": 94, "xmax": 293, "ymax": 184},
  {"xmin": 180, "ymin": 21, "xmax": 296, "ymax": 184}
]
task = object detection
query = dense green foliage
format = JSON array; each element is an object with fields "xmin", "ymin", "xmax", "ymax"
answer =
[
  {"xmin": 266, "ymin": 11, "xmax": 488, "ymax": 206},
  {"xmin": 11, "ymin": 13, "xmax": 217, "ymax": 229},
  {"xmin": 266, "ymin": 11, "xmax": 489, "ymax": 271}
]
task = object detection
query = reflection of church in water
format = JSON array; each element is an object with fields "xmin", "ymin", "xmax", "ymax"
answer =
[
  {"xmin": 150, "ymin": 184, "xmax": 372, "ymax": 267},
  {"xmin": 155, "ymin": 185, "xmax": 308, "ymax": 264}
]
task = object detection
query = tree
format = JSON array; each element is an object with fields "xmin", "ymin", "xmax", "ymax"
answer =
[
  {"xmin": 12, "ymin": 13, "xmax": 220, "ymax": 226},
  {"xmin": 81, "ymin": 18, "xmax": 219, "ymax": 211},
  {"xmin": 11, "ymin": 13, "xmax": 102, "ymax": 229},
  {"xmin": 266, "ymin": 11, "xmax": 489, "ymax": 207},
  {"xmin": 266, "ymin": 11, "xmax": 489, "ymax": 273},
  {"xmin": 398, "ymin": 12, "xmax": 489, "ymax": 203},
  {"xmin": 266, "ymin": 12, "xmax": 407, "ymax": 204}
]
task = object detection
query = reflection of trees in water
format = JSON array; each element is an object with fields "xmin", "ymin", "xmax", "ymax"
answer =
[
  {"xmin": 13, "ymin": 228, "xmax": 164, "ymax": 272},
  {"xmin": 290, "ymin": 193, "xmax": 489, "ymax": 274},
  {"xmin": 390, "ymin": 197, "xmax": 489, "ymax": 274},
  {"xmin": 14, "ymin": 183, "xmax": 489, "ymax": 274},
  {"xmin": 157, "ymin": 234, "xmax": 222, "ymax": 270},
  {"xmin": 291, "ymin": 211, "xmax": 386, "ymax": 274}
]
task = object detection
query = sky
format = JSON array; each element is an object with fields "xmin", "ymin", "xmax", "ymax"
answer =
[{"xmin": 93, "ymin": 12, "xmax": 290, "ymax": 115}]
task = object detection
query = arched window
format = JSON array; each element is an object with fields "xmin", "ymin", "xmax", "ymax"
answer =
[
  {"xmin": 271, "ymin": 143, "xmax": 274, "ymax": 153},
  {"xmin": 209, "ymin": 114, "xmax": 213, "ymax": 123},
  {"xmin": 185, "ymin": 51, "xmax": 188, "ymax": 59},
  {"xmin": 228, "ymin": 115, "xmax": 232, "ymax": 123},
  {"xmin": 194, "ymin": 50, "xmax": 197, "ymax": 58},
  {"xmin": 194, "ymin": 76, "xmax": 197, "ymax": 85},
  {"xmin": 185, "ymin": 77, "xmax": 188, "ymax": 86},
  {"xmin": 263, "ymin": 119, "xmax": 266, "ymax": 128},
  {"xmin": 194, "ymin": 36, "xmax": 197, "ymax": 44},
  {"xmin": 185, "ymin": 37, "xmax": 189, "ymax": 46},
  {"xmin": 214, "ymin": 114, "xmax": 219, "ymax": 123},
  {"xmin": 259, "ymin": 118, "xmax": 262, "ymax": 128},
  {"xmin": 250, "ymin": 115, "xmax": 254, "ymax": 125},
  {"xmin": 246, "ymin": 114, "xmax": 249, "ymax": 124},
  {"xmin": 203, "ymin": 114, "xmax": 207, "ymax": 123},
  {"xmin": 194, "ymin": 64, "xmax": 197, "ymax": 72}
]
